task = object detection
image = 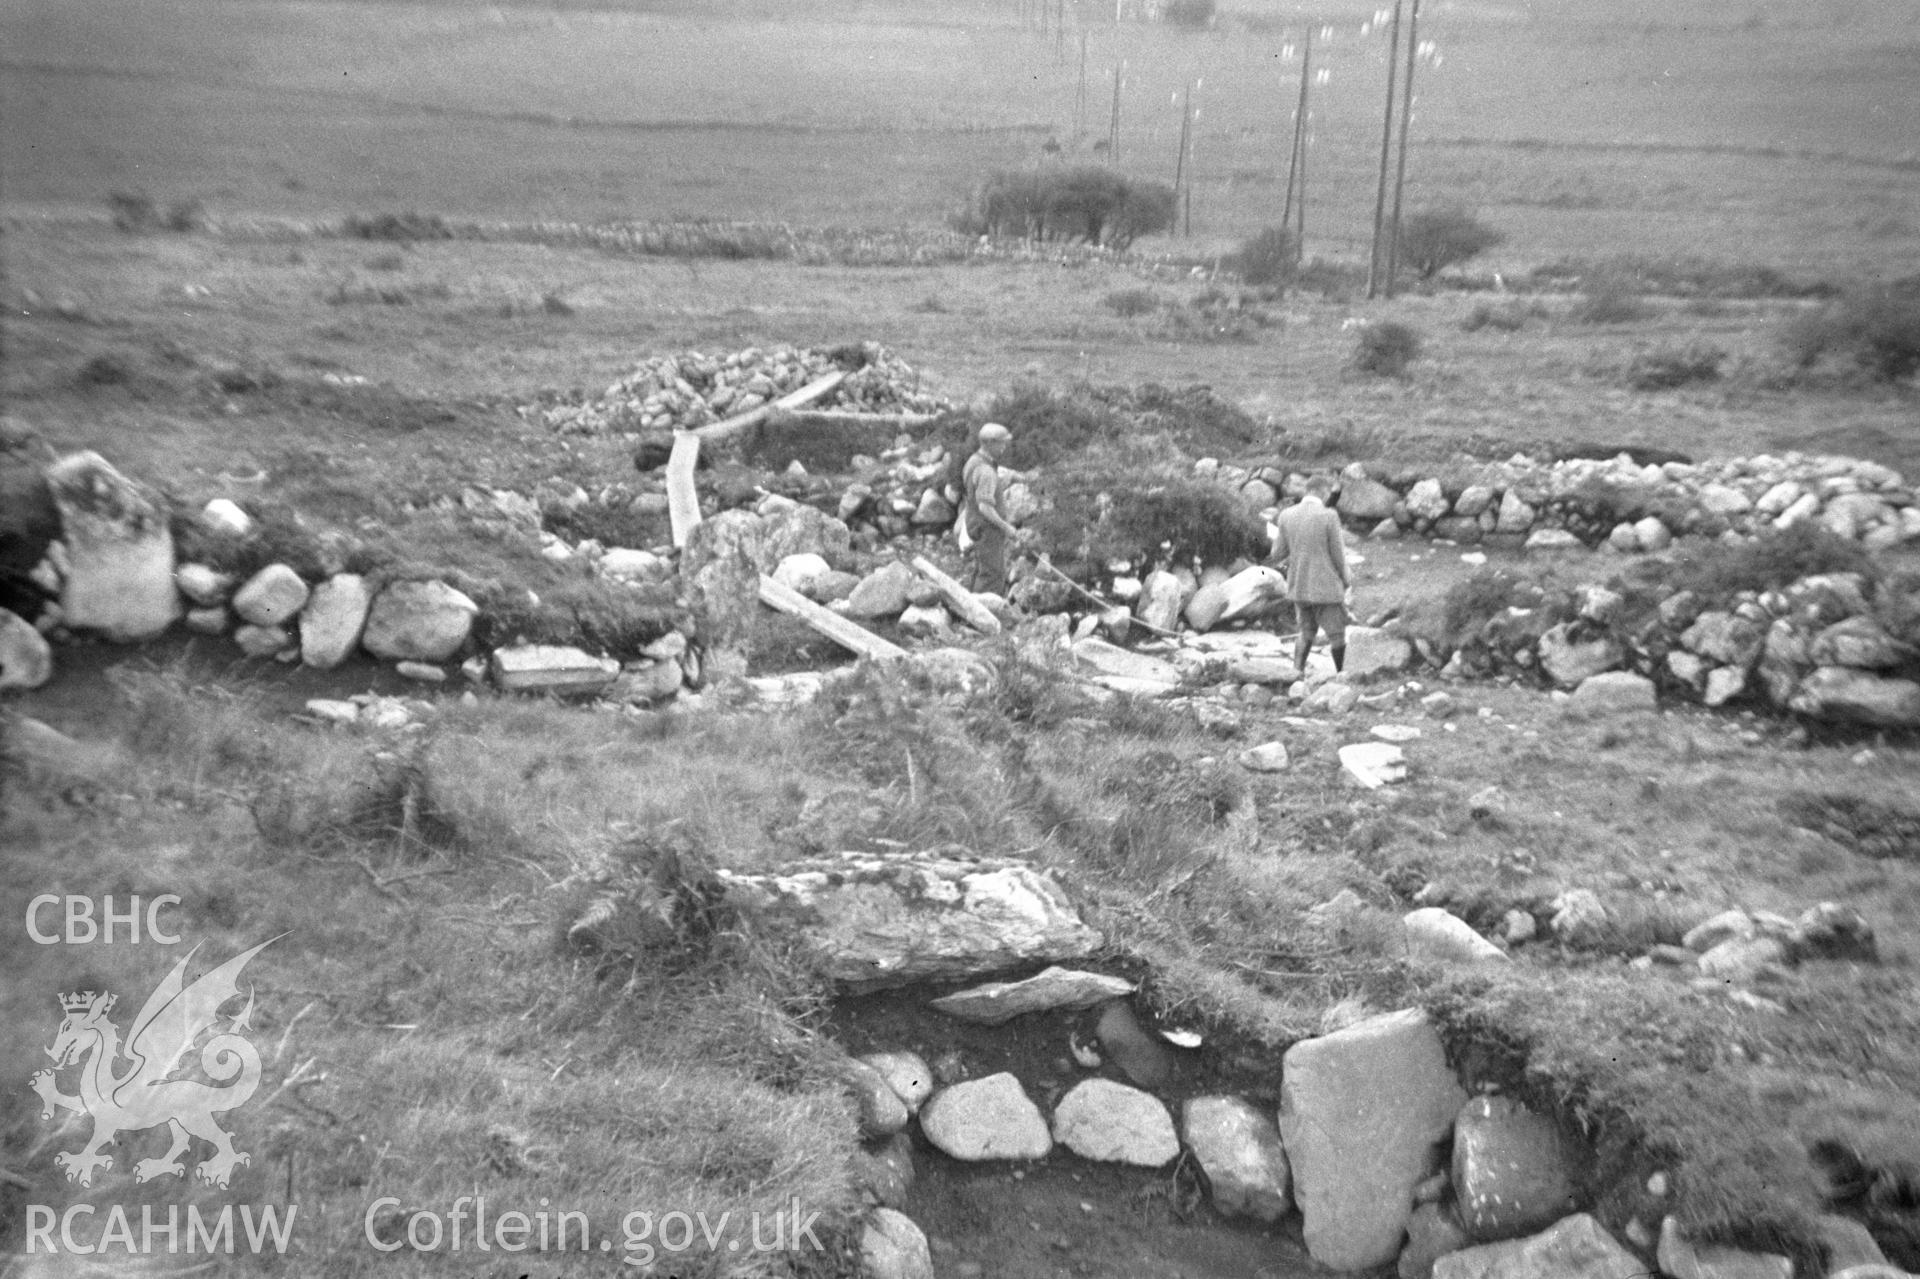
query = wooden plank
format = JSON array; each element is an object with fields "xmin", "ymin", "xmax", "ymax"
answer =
[
  {"xmin": 693, "ymin": 371, "xmax": 848, "ymax": 444},
  {"xmin": 666, "ymin": 430, "xmax": 703, "ymax": 548},
  {"xmin": 758, "ymin": 575, "xmax": 909, "ymax": 663},
  {"xmin": 777, "ymin": 409, "xmax": 939, "ymax": 431},
  {"xmin": 910, "ymin": 554, "xmax": 1003, "ymax": 636}
]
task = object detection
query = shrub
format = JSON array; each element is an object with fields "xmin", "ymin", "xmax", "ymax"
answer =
[
  {"xmin": 1461, "ymin": 300, "xmax": 1529, "ymax": 333},
  {"xmin": 1395, "ymin": 209, "xmax": 1504, "ymax": 280},
  {"xmin": 1032, "ymin": 461, "xmax": 1268, "ymax": 573},
  {"xmin": 1569, "ymin": 273, "xmax": 1652, "ymax": 324},
  {"xmin": 1661, "ymin": 522, "xmax": 1876, "ymax": 604},
  {"xmin": 1627, "ymin": 341, "xmax": 1727, "ymax": 390},
  {"xmin": 163, "ymin": 198, "xmax": 206, "ymax": 233},
  {"xmin": 1781, "ymin": 280, "xmax": 1920, "ymax": 382},
  {"xmin": 1351, "ymin": 321, "xmax": 1423, "ymax": 377},
  {"xmin": 1227, "ymin": 226, "xmax": 1297, "ymax": 287},
  {"xmin": 954, "ymin": 167, "xmax": 1176, "ymax": 249},
  {"xmin": 107, "ymin": 192, "xmax": 159, "ymax": 232},
  {"xmin": 1160, "ymin": 0, "xmax": 1216, "ymax": 28},
  {"xmin": 1104, "ymin": 287, "xmax": 1159, "ymax": 317},
  {"xmin": 343, "ymin": 211, "xmax": 453, "ymax": 242}
]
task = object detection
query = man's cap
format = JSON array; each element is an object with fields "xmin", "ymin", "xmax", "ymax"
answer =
[{"xmin": 978, "ymin": 422, "xmax": 1012, "ymax": 443}]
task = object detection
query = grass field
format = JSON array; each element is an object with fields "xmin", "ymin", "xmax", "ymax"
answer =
[{"xmin": 4, "ymin": 0, "xmax": 1918, "ymax": 276}]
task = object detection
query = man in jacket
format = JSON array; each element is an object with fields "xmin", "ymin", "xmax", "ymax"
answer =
[
  {"xmin": 1270, "ymin": 474, "xmax": 1351, "ymax": 679},
  {"xmin": 961, "ymin": 422, "xmax": 1023, "ymax": 596}
]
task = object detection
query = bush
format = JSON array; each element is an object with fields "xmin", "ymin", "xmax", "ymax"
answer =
[
  {"xmin": 1160, "ymin": 0, "xmax": 1216, "ymax": 27},
  {"xmin": 1662, "ymin": 522, "xmax": 1876, "ymax": 605},
  {"xmin": 1351, "ymin": 321, "xmax": 1423, "ymax": 377},
  {"xmin": 1227, "ymin": 226, "xmax": 1297, "ymax": 287},
  {"xmin": 1104, "ymin": 287, "xmax": 1159, "ymax": 317},
  {"xmin": 343, "ymin": 211, "xmax": 453, "ymax": 242},
  {"xmin": 1461, "ymin": 300, "xmax": 1530, "ymax": 333},
  {"xmin": 1395, "ymin": 209, "xmax": 1504, "ymax": 280},
  {"xmin": 1569, "ymin": 273, "xmax": 1653, "ymax": 325},
  {"xmin": 1627, "ymin": 341, "xmax": 1727, "ymax": 390},
  {"xmin": 1031, "ymin": 460, "xmax": 1268, "ymax": 574},
  {"xmin": 953, "ymin": 167, "xmax": 1176, "ymax": 250},
  {"xmin": 1782, "ymin": 280, "xmax": 1920, "ymax": 382}
]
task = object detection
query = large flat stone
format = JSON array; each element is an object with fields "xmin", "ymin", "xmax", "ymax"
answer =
[
  {"xmin": 1181, "ymin": 1096, "xmax": 1290, "ymax": 1222},
  {"xmin": 918, "ymin": 1072, "xmax": 1052, "ymax": 1161},
  {"xmin": 489, "ymin": 643, "xmax": 621, "ymax": 694},
  {"xmin": 718, "ymin": 852, "xmax": 1100, "ymax": 989},
  {"xmin": 930, "ymin": 967, "xmax": 1136, "ymax": 1025},
  {"xmin": 45, "ymin": 451, "xmax": 180, "ymax": 642},
  {"xmin": 1279, "ymin": 1008, "xmax": 1469, "ymax": 1271},
  {"xmin": 1432, "ymin": 1213, "xmax": 1643, "ymax": 1279},
  {"xmin": 1071, "ymin": 637, "xmax": 1181, "ymax": 689}
]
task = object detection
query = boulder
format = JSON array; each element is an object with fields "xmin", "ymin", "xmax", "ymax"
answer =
[
  {"xmin": 1051, "ymin": 1079, "xmax": 1179, "ymax": 1167},
  {"xmin": 1788, "ymin": 572, "xmax": 1871, "ymax": 627},
  {"xmin": 1136, "ymin": 569, "xmax": 1188, "ymax": 634},
  {"xmin": 1698, "ymin": 483, "xmax": 1754, "ymax": 517},
  {"xmin": 1094, "ymin": 999, "xmax": 1177, "ymax": 1089},
  {"xmin": 1305, "ymin": 682, "xmax": 1361, "ymax": 715},
  {"xmin": 489, "ymin": 644, "xmax": 620, "ymax": 695},
  {"xmin": 910, "ymin": 489, "xmax": 953, "ymax": 526},
  {"xmin": 1494, "ymin": 491, "xmax": 1537, "ymax": 534},
  {"xmin": 1656, "ymin": 1216, "xmax": 1792, "ymax": 1279},
  {"xmin": 1704, "ymin": 665, "xmax": 1747, "ymax": 707},
  {"xmin": 908, "ymin": 647, "xmax": 1000, "ymax": 699},
  {"xmin": 1684, "ymin": 909, "xmax": 1760, "ymax": 953},
  {"xmin": 600, "ymin": 547, "xmax": 671, "ymax": 583},
  {"xmin": 771, "ymin": 551, "xmax": 833, "ymax": 597},
  {"xmin": 1634, "ymin": 516, "xmax": 1673, "ymax": 551},
  {"xmin": 1452, "ymin": 1096, "xmax": 1579, "ymax": 1241},
  {"xmin": 1525, "ymin": 528, "xmax": 1582, "ymax": 550},
  {"xmin": 1431, "ymin": 1213, "xmax": 1642, "ymax": 1279},
  {"xmin": 1811, "ymin": 616, "xmax": 1908, "ymax": 669},
  {"xmin": 1183, "ymin": 581, "xmax": 1231, "ymax": 632},
  {"xmin": 1789, "ymin": 902, "xmax": 1876, "ymax": 963},
  {"xmin": 610, "ymin": 659, "xmax": 684, "ymax": 704},
  {"xmin": 362, "ymin": 580, "xmax": 478, "ymax": 663},
  {"xmin": 897, "ymin": 603, "xmax": 953, "ymax": 637},
  {"xmin": 1755, "ymin": 480, "xmax": 1805, "ymax": 516},
  {"xmin": 1608, "ymin": 522, "xmax": 1641, "ymax": 553},
  {"xmin": 849, "ymin": 1133, "xmax": 915, "ymax": 1208},
  {"xmin": 1684, "ymin": 612, "xmax": 1767, "ymax": 670},
  {"xmin": 173, "ymin": 563, "xmax": 234, "ymax": 607},
  {"xmin": 1433, "ymin": 515, "xmax": 1484, "ymax": 544},
  {"xmin": 234, "ymin": 623, "xmax": 293, "ymax": 658},
  {"xmin": 716, "ymin": 852, "xmax": 1099, "ymax": 988},
  {"xmin": 231, "ymin": 564, "xmax": 310, "ymax": 627},
  {"xmin": 847, "ymin": 561, "xmax": 917, "ymax": 618},
  {"xmin": 1789, "ymin": 667, "xmax": 1920, "ymax": 728},
  {"xmin": 1345, "ymin": 626, "xmax": 1414, "ymax": 677},
  {"xmin": 0, "ymin": 607, "xmax": 53, "ymax": 690},
  {"xmin": 1181, "ymin": 1096, "xmax": 1291, "ymax": 1222},
  {"xmin": 1571, "ymin": 671, "xmax": 1657, "ymax": 712},
  {"xmin": 1230, "ymin": 656, "xmax": 1298, "ymax": 686},
  {"xmin": 1279, "ymin": 1008, "xmax": 1469, "ymax": 1271},
  {"xmin": 44, "ymin": 451, "xmax": 180, "ymax": 641},
  {"xmin": 1549, "ymin": 889, "xmax": 1609, "ymax": 947},
  {"xmin": 1659, "ymin": 590, "xmax": 1706, "ymax": 631},
  {"xmin": 1453, "ymin": 485, "xmax": 1496, "ymax": 518},
  {"xmin": 184, "ymin": 606, "xmax": 228, "ymax": 635},
  {"xmin": 1239, "ymin": 741, "xmax": 1292, "ymax": 773},
  {"xmin": 199, "ymin": 497, "xmax": 254, "ymax": 537},
  {"xmin": 299, "ymin": 573, "xmax": 372, "ymax": 669},
  {"xmin": 1815, "ymin": 1214, "xmax": 1891, "ymax": 1273},
  {"xmin": 1538, "ymin": 623, "xmax": 1624, "ymax": 688},
  {"xmin": 861, "ymin": 1052, "xmax": 935, "ymax": 1113},
  {"xmin": 1401, "ymin": 1202, "xmax": 1475, "ymax": 1279},
  {"xmin": 1071, "ymin": 637, "xmax": 1180, "ymax": 694},
  {"xmin": 1667, "ymin": 650, "xmax": 1711, "ymax": 692},
  {"xmin": 1403, "ymin": 908, "xmax": 1508, "ymax": 966},
  {"xmin": 1405, "ymin": 479, "xmax": 1451, "ymax": 521},
  {"xmin": 1697, "ymin": 935, "xmax": 1788, "ymax": 983},
  {"xmin": 929, "ymin": 967, "xmax": 1136, "ymax": 1025},
  {"xmin": 1217, "ymin": 566, "xmax": 1286, "ymax": 624},
  {"xmin": 840, "ymin": 1057, "xmax": 911, "ymax": 1139},
  {"xmin": 1340, "ymin": 741, "xmax": 1407, "ymax": 789},
  {"xmin": 918, "ymin": 1072, "xmax": 1052, "ymax": 1161},
  {"xmin": 1338, "ymin": 477, "xmax": 1402, "ymax": 522},
  {"xmin": 859, "ymin": 1208, "xmax": 934, "ymax": 1279}
]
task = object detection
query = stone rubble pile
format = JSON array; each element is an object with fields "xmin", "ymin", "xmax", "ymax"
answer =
[
  {"xmin": 524, "ymin": 342, "xmax": 950, "ymax": 436},
  {"xmin": 1205, "ymin": 450, "xmax": 1920, "ymax": 554}
]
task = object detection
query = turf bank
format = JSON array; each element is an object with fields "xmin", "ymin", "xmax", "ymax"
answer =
[{"xmin": 24, "ymin": 1203, "xmax": 298, "ymax": 1255}]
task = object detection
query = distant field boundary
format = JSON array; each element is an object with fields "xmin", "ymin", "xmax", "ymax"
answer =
[{"xmin": 1431, "ymin": 134, "xmax": 1920, "ymax": 174}]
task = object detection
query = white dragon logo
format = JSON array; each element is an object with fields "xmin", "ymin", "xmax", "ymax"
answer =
[{"xmin": 31, "ymin": 939, "xmax": 276, "ymax": 1189}]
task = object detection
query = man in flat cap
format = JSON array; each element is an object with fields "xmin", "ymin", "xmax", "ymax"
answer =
[
  {"xmin": 960, "ymin": 422, "xmax": 1023, "ymax": 597},
  {"xmin": 1271, "ymin": 473, "xmax": 1351, "ymax": 680}
]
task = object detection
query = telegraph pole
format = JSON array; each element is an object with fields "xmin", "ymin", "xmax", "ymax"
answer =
[
  {"xmin": 1367, "ymin": 0, "xmax": 1404, "ymax": 298},
  {"xmin": 1385, "ymin": 0, "xmax": 1421, "ymax": 294},
  {"xmin": 1109, "ymin": 62, "xmax": 1124, "ymax": 163},
  {"xmin": 1280, "ymin": 25, "xmax": 1313, "ymax": 263}
]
